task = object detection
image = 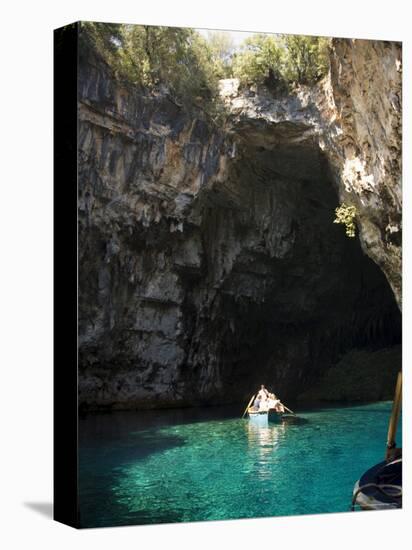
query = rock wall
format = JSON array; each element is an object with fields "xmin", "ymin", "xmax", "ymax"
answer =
[
  {"xmin": 221, "ymin": 38, "xmax": 403, "ymax": 308},
  {"xmin": 298, "ymin": 345, "xmax": 401, "ymax": 402},
  {"xmin": 77, "ymin": 39, "xmax": 401, "ymax": 410},
  {"xmin": 327, "ymin": 39, "xmax": 402, "ymax": 308}
]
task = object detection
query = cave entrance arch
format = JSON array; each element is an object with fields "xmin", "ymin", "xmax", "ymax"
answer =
[{"xmin": 182, "ymin": 121, "xmax": 401, "ymax": 403}]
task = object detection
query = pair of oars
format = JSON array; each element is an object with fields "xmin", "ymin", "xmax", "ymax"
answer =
[{"xmin": 242, "ymin": 393, "xmax": 296, "ymax": 418}]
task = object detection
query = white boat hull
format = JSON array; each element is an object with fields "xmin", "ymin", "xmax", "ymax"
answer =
[{"xmin": 248, "ymin": 409, "xmax": 282, "ymax": 422}]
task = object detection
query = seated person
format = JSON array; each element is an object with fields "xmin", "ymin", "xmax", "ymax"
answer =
[
  {"xmin": 258, "ymin": 393, "xmax": 269, "ymax": 412},
  {"xmin": 257, "ymin": 385, "xmax": 269, "ymax": 400},
  {"xmin": 252, "ymin": 395, "xmax": 261, "ymax": 411},
  {"xmin": 267, "ymin": 393, "xmax": 285, "ymax": 413},
  {"xmin": 267, "ymin": 393, "xmax": 279, "ymax": 409}
]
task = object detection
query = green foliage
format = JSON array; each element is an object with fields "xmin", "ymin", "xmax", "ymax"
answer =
[
  {"xmin": 232, "ymin": 33, "xmax": 330, "ymax": 88},
  {"xmin": 79, "ymin": 23, "xmax": 332, "ymax": 110},
  {"xmin": 206, "ymin": 31, "xmax": 235, "ymax": 78},
  {"xmin": 79, "ymin": 22, "xmax": 124, "ymax": 70},
  {"xmin": 80, "ymin": 23, "xmax": 221, "ymax": 111},
  {"xmin": 232, "ymin": 34, "xmax": 284, "ymax": 86},
  {"xmin": 281, "ymin": 35, "xmax": 330, "ymax": 85},
  {"xmin": 334, "ymin": 204, "xmax": 357, "ymax": 238}
]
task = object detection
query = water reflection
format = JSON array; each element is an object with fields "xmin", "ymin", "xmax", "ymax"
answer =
[{"xmin": 246, "ymin": 417, "xmax": 286, "ymax": 481}]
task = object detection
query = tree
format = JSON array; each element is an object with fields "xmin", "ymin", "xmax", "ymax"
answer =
[
  {"xmin": 80, "ymin": 24, "xmax": 332, "ymax": 109},
  {"xmin": 231, "ymin": 32, "xmax": 330, "ymax": 88},
  {"xmin": 80, "ymin": 23, "xmax": 221, "ymax": 108},
  {"xmin": 206, "ymin": 31, "xmax": 235, "ymax": 78},
  {"xmin": 281, "ymin": 35, "xmax": 330, "ymax": 85},
  {"xmin": 232, "ymin": 34, "xmax": 284, "ymax": 86},
  {"xmin": 79, "ymin": 22, "xmax": 124, "ymax": 70}
]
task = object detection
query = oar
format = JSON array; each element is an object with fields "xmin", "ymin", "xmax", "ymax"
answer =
[
  {"xmin": 281, "ymin": 403, "xmax": 296, "ymax": 416},
  {"xmin": 242, "ymin": 394, "xmax": 256, "ymax": 418},
  {"xmin": 385, "ymin": 371, "xmax": 402, "ymax": 461}
]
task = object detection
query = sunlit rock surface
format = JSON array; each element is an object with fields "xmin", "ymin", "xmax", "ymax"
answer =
[{"xmin": 78, "ymin": 39, "xmax": 401, "ymax": 410}]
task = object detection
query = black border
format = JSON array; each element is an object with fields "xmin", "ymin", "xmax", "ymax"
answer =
[{"xmin": 53, "ymin": 21, "xmax": 79, "ymax": 528}]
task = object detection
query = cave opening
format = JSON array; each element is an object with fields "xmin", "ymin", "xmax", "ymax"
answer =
[
  {"xmin": 183, "ymin": 125, "xmax": 401, "ymax": 404},
  {"xmin": 78, "ymin": 90, "xmax": 401, "ymax": 410}
]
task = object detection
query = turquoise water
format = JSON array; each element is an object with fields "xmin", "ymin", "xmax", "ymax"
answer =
[{"xmin": 79, "ymin": 402, "xmax": 401, "ymax": 527}]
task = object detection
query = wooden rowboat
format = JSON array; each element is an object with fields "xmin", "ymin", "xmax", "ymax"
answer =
[
  {"xmin": 247, "ymin": 408, "xmax": 285, "ymax": 422},
  {"xmin": 242, "ymin": 392, "xmax": 297, "ymax": 422},
  {"xmin": 351, "ymin": 372, "xmax": 402, "ymax": 511},
  {"xmin": 352, "ymin": 458, "xmax": 402, "ymax": 510}
]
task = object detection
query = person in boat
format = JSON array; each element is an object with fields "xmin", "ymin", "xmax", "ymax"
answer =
[
  {"xmin": 257, "ymin": 385, "xmax": 269, "ymax": 400},
  {"xmin": 258, "ymin": 393, "xmax": 269, "ymax": 412},
  {"xmin": 252, "ymin": 394, "xmax": 261, "ymax": 411},
  {"xmin": 273, "ymin": 394, "xmax": 285, "ymax": 413},
  {"xmin": 252, "ymin": 387, "xmax": 269, "ymax": 411},
  {"xmin": 267, "ymin": 393, "xmax": 285, "ymax": 413},
  {"xmin": 256, "ymin": 386, "xmax": 270, "ymax": 412},
  {"xmin": 250, "ymin": 385, "xmax": 268, "ymax": 411},
  {"xmin": 267, "ymin": 393, "xmax": 277, "ymax": 409},
  {"xmin": 251, "ymin": 386, "xmax": 273, "ymax": 412}
]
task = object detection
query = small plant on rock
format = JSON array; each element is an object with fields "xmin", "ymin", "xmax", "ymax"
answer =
[{"xmin": 334, "ymin": 204, "xmax": 357, "ymax": 238}]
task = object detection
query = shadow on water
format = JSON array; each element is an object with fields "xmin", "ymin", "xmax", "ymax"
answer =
[
  {"xmin": 80, "ymin": 429, "xmax": 187, "ymax": 466},
  {"xmin": 78, "ymin": 428, "xmax": 189, "ymax": 528},
  {"xmin": 281, "ymin": 416, "xmax": 309, "ymax": 425},
  {"xmin": 296, "ymin": 400, "xmax": 393, "ymax": 413},
  {"xmin": 79, "ymin": 404, "xmax": 245, "ymax": 442},
  {"xmin": 79, "ymin": 400, "xmax": 388, "ymax": 442}
]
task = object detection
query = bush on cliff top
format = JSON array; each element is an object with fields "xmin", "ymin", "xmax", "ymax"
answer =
[
  {"xmin": 231, "ymin": 34, "xmax": 285, "ymax": 89},
  {"xmin": 281, "ymin": 35, "xmax": 330, "ymax": 85},
  {"xmin": 80, "ymin": 22, "xmax": 223, "ymax": 112},
  {"xmin": 232, "ymin": 34, "xmax": 330, "ymax": 88},
  {"xmin": 80, "ymin": 23, "xmax": 330, "ymax": 106},
  {"xmin": 205, "ymin": 31, "xmax": 236, "ymax": 79}
]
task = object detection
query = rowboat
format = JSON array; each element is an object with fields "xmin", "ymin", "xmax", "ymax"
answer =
[
  {"xmin": 247, "ymin": 408, "xmax": 288, "ymax": 422},
  {"xmin": 352, "ymin": 457, "xmax": 402, "ymax": 510},
  {"xmin": 242, "ymin": 391, "xmax": 297, "ymax": 422},
  {"xmin": 351, "ymin": 371, "xmax": 402, "ymax": 511}
]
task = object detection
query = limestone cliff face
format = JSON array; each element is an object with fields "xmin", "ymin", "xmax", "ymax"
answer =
[
  {"xmin": 221, "ymin": 38, "xmax": 402, "ymax": 308},
  {"xmin": 78, "ymin": 39, "xmax": 401, "ymax": 410},
  {"xmin": 327, "ymin": 39, "xmax": 402, "ymax": 308}
]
